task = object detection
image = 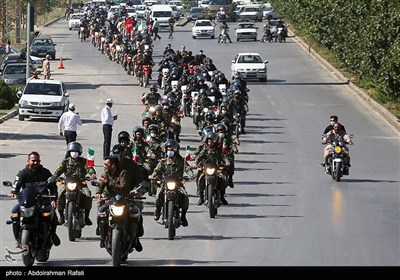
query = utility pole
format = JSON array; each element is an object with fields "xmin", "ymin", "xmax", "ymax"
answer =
[
  {"xmin": 16, "ymin": 0, "xmax": 22, "ymax": 44},
  {"xmin": 26, "ymin": 2, "xmax": 31, "ymax": 83},
  {"xmin": 1, "ymin": 0, "xmax": 7, "ymax": 42}
]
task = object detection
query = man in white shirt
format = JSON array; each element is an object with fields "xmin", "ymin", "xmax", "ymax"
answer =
[
  {"xmin": 101, "ymin": 98, "xmax": 118, "ymax": 159},
  {"xmin": 58, "ymin": 103, "xmax": 82, "ymax": 158}
]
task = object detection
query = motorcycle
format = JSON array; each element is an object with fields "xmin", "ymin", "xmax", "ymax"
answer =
[
  {"xmin": 155, "ymin": 174, "xmax": 189, "ymax": 240},
  {"xmin": 324, "ymin": 137, "xmax": 352, "ymax": 182},
  {"xmin": 96, "ymin": 185, "xmax": 145, "ymax": 266},
  {"xmin": 142, "ymin": 64, "xmax": 151, "ymax": 88},
  {"xmin": 261, "ymin": 29, "xmax": 273, "ymax": 43},
  {"xmin": 3, "ymin": 179, "xmax": 56, "ymax": 267},
  {"xmin": 197, "ymin": 162, "xmax": 227, "ymax": 218},
  {"xmin": 57, "ymin": 176, "xmax": 89, "ymax": 241}
]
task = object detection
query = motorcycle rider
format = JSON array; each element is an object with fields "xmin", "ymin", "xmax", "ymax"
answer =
[
  {"xmin": 142, "ymin": 84, "xmax": 162, "ymax": 116},
  {"xmin": 260, "ymin": 21, "xmax": 272, "ymax": 43},
  {"xmin": 321, "ymin": 123, "xmax": 353, "ymax": 174},
  {"xmin": 216, "ymin": 123, "xmax": 238, "ymax": 189},
  {"xmin": 323, "ymin": 115, "xmax": 346, "ymax": 134},
  {"xmin": 229, "ymin": 89, "xmax": 249, "ymax": 134},
  {"xmin": 95, "ymin": 156, "xmax": 144, "ymax": 251},
  {"xmin": 149, "ymin": 139, "xmax": 195, "ymax": 227},
  {"xmin": 195, "ymin": 132, "xmax": 231, "ymax": 205},
  {"xmin": 7, "ymin": 152, "xmax": 61, "ymax": 247},
  {"xmin": 217, "ymin": 21, "xmax": 232, "ymax": 43},
  {"xmin": 53, "ymin": 142, "xmax": 96, "ymax": 226}
]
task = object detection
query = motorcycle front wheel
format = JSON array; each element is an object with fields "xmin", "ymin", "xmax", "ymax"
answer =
[
  {"xmin": 167, "ymin": 200, "xmax": 176, "ymax": 240},
  {"xmin": 67, "ymin": 201, "xmax": 76, "ymax": 241},
  {"xmin": 208, "ymin": 184, "xmax": 217, "ymax": 218},
  {"xmin": 112, "ymin": 229, "xmax": 122, "ymax": 266},
  {"xmin": 21, "ymin": 229, "xmax": 35, "ymax": 267}
]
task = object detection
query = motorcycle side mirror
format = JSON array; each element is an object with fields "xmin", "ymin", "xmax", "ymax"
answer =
[
  {"xmin": 264, "ymin": 60, "xmax": 269, "ymax": 64},
  {"xmin": 3, "ymin": 180, "xmax": 12, "ymax": 187},
  {"xmin": 48, "ymin": 176, "xmax": 57, "ymax": 184}
]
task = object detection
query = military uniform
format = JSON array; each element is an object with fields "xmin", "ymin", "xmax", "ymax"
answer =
[
  {"xmin": 151, "ymin": 155, "xmax": 194, "ymax": 223},
  {"xmin": 53, "ymin": 157, "xmax": 96, "ymax": 223}
]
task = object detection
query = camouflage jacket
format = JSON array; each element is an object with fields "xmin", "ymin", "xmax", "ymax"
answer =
[
  {"xmin": 152, "ymin": 155, "xmax": 194, "ymax": 181},
  {"xmin": 53, "ymin": 157, "xmax": 96, "ymax": 180}
]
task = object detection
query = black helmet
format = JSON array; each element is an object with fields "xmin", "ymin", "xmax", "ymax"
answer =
[
  {"xmin": 142, "ymin": 116, "xmax": 152, "ymax": 125},
  {"xmin": 206, "ymin": 110, "xmax": 216, "ymax": 120},
  {"xmin": 67, "ymin": 142, "xmax": 83, "ymax": 155},
  {"xmin": 164, "ymin": 139, "xmax": 179, "ymax": 152},
  {"xmin": 154, "ymin": 105, "xmax": 163, "ymax": 113},
  {"xmin": 132, "ymin": 125, "xmax": 144, "ymax": 135},
  {"xmin": 111, "ymin": 144, "xmax": 123, "ymax": 159},
  {"xmin": 221, "ymin": 118, "xmax": 231, "ymax": 129},
  {"xmin": 217, "ymin": 123, "xmax": 227, "ymax": 132},
  {"xmin": 150, "ymin": 84, "xmax": 158, "ymax": 91},
  {"xmin": 199, "ymin": 88, "xmax": 207, "ymax": 95},
  {"xmin": 118, "ymin": 131, "xmax": 130, "ymax": 142},
  {"xmin": 148, "ymin": 124, "xmax": 159, "ymax": 133},
  {"xmin": 205, "ymin": 132, "xmax": 218, "ymax": 143}
]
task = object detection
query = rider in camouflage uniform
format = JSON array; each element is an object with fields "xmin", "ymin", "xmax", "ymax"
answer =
[
  {"xmin": 149, "ymin": 139, "xmax": 194, "ymax": 227},
  {"xmin": 53, "ymin": 142, "xmax": 96, "ymax": 225}
]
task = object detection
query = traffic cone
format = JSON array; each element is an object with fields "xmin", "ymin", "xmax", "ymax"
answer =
[{"xmin": 58, "ymin": 57, "xmax": 65, "ymax": 69}]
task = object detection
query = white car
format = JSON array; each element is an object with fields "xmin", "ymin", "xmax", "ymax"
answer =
[
  {"xmin": 18, "ymin": 79, "xmax": 70, "ymax": 121},
  {"xmin": 68, "ymin": 13, "xmax": 84, "ymax": 30},
  {"xmin": 238, "ymin": 5, "xmax": 263, "ymax": 22},
  {"xmin": 235, "ymin": 22, "xmax": 258, "ymax": 41},
  {"xmin": 192, "ymin": 19, "xmax": 215, "ymax": 39},
  {"xmin": 107, "ymin": 5, "xmax": 120, "ymax": 20},
  {"xmin": 231, "ymin": 52, "xmax": 268, "ymax": 82}
]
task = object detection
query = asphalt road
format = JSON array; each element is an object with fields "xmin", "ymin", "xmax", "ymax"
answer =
[{"xmin": 0, "ymin": 18, "xmax": 399, "ymax": 267}]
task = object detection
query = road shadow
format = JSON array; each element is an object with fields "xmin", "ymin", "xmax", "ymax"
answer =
[
  {"xmin": 229, "ymin": 192, "xmax": 295, "ymax": 198},
  {"xmin": 126, "ymin": 258, "xmax": 234, "ymax": 266},
  {"xmin": 0, "ymin": 132, "xmax": 60, "ymax": 140},
  {"xmin": 226, "ymin": 203, "xmax": 291, "ymax": 207},
  {"xmin": 343, "ymin": 179, "xmax": 399, "ymax": 184},
  {"xmin": 81, "ymin": 119, "xmax": 101, "ymax": 124},
  {"xmin": 234, "ymin": 167, "xmax": 272, "ymax": 171},
  {"xmin": 234, "ymin": 159, "xmax": 286, "ymax": 164},
  {"xmin": 40, "ymin": 258, "xmax": 110, "ymax": 266},
  {"xmin": 238, "ymin": 152, "xmax": 284, "ymax": 156},
  {"xmin": 219, "ymin": 214, "xmax": 303, "ymax": 219},
  {"xmin": 0, "ymin": 152, "xmax": 27, "ymax": 159}
]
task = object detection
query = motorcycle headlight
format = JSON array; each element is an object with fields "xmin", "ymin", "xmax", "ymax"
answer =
[
  {"xmin": 334, "ymin": 146, "xmax": 342, "ymax": 154},
  {"xmin": 66, "ymin": 182, "xmax": 77, "ymax": 191},
  {"xmin": 20, "ymin": 205, "xmax": 35, "ymax": 218},
  {"xmin": 206, "ymin": 168, "xmax": 216, "ymax": 175},
  {"xmin": 166, "ymin": 181, "xmax": 176, "ymax": 190},
  {"xmin": 110, "ymin": 205, "xmax": 125, "ymax": 217}
]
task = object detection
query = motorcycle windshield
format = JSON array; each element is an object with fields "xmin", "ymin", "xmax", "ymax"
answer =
[{"xmin": 19, "ymin": 186, "xmax": 39, "ymax": 208}]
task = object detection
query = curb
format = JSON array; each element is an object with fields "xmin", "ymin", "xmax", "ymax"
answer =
[
  {"xmin": 0, "ymin": 109, "xmax": 18, "ymax": 124},
  {"xmin": 289, "ymin": 30, "xmax": 400, "ymax": 134}
]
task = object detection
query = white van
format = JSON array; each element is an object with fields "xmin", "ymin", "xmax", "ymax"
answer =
[{"xmin": 151, "ymin": 5, "xmax": 173, "ymax": 30}]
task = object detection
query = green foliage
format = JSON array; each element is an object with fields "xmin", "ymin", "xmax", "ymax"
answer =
[
  {"xmin": 0, "ymin": 79, "xmax": 17, "ymax": 110},
  {"xmin": 269, "ymin": 0, "xmax": 399, "ymax": 102}
]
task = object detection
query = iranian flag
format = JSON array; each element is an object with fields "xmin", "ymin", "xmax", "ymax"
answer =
[
  {"xmin": 132, "ymin": 145, "xmax": 138, "ymax": 162},
  {"xmin": 87, "ymin": 148, "xmax": 95, "ymax": 167},
  {"xmin": 137, "ymin": 19, "xmax": 147, "ymax": 34},
  {"xmin": 185, "ymin": 146, "xmax": 191, "ymax": 161},
  {"xmin": 140, "ymin": 92, "xmax": 146, "ymax": 103},
  {"xmin": 222, "ymin": 138, "xmax": 228, "ymax": 154}
]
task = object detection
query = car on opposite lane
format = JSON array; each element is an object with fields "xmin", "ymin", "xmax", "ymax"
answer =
[
  {"xmin": 231, "ymin": 52, "xmax": 268, "ymax": 82},
  {"xmin": 235, "ymin": 22, "xmax": 258, "ymax": 41},
  {"xmin": 192, "ymin": 19, "xmax": 215, "ymax": 39},
  {"xmin": 30, "ymin": 35, "xmax": 57, "ymax": 60}
]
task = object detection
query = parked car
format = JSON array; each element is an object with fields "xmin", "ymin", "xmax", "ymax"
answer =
[
  {"xmin": 235, "ymin": 22, "xmax": 258, "ymax": 41},
  {"xmin": 192, "ymin": 19, "xmax": 215, "ymax": 39},
  {"xmin": 231, "ymin": 52, "xmax": 268, "ymax": 82},
  {"xmin": 68, "ymin": 13, "xmax": 84, "ymax": 30},
  {"xmin": 262, "ymin": 6, "xmax": 283, "ymax": 20},
  {"xmin": 0, "ymin": 53, "xmax": 43, "ymax": 74},
  {"xmin": 238, "ymin": 5, "xmax": 263, "ymax": 22},
  {"xmin": 30, "ymin": 36, "xmax": 57, "ymax": 60},
  {"xmin": 18, "ymin": 79, "xmax": 70, "ymax": 121},
  {"xmin": 187, "ymin": 7, "xmax": 205, "ymax": 21},
  {"xmin": 1, "ymin": 63, "xmax": 33, "ymax": 85}
]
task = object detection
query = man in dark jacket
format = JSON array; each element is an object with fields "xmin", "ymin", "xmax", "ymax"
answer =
[{"xmin": 7, "ymin": 152, "xmax": 60, "ymax": 247}]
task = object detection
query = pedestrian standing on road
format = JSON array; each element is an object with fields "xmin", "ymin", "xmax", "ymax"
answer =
[
  {"xmin": 42, "ymin": 54, "xmax": 51, "ymax": 79},
  {"xmin": 153, "ymin": 18, "xmax": 161, "ymax": 41},
  {"xmin": 168, "ymin": 16, "xmax": 175, "ymax": 39},
  {"xmin": 101, "ymin": 98, "xmax": 118, "ymax": 159},
  {"xmin": 5, "ymin": 40, "xmax": 11, "ymax": 54},
  {"xmin": 58, "ymin": 103, "xmax": 82, "ymax": 158}
]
